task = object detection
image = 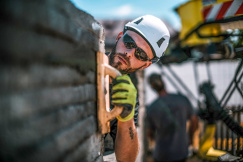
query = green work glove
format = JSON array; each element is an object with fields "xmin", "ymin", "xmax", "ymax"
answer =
[{"xmin": 111, "ymin": 75, "xmax": 137, "ymax": 122}]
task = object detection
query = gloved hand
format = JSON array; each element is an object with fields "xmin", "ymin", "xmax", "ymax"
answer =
[{"xmin": 111, "ymin": 75, "xmax": 137, "ymax": 122}]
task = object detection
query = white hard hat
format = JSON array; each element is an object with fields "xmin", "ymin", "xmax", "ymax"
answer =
[{"xmin": 124, "ymin": 15, "xmax": 170, "ymax": 63}]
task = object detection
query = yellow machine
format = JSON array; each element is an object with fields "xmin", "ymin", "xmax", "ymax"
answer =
[
  {"xmin": 198, "ymin": 125, "xmax": 226, "ymax": 161},
  {"xmin": 198, "ymin": 81, "xmax": 243, "ymax": 161},
  {"xmin": 176, "ymin": 0, "xmax": 243, "ymax": 161},
  {"xmin": 176, "ymin": 0, "xmax": 243, "ymax": 47}
]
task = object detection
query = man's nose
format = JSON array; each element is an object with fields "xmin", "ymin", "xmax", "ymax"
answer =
[{"xmin": 125, "ymin": 48, "xmax": 135, "ymax": 58}]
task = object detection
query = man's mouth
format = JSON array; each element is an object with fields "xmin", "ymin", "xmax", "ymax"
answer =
[{"xmin": 118, "ymin": 56, "xmax": 127, "ymax": 65}]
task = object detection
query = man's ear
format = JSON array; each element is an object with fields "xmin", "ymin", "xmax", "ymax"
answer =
[
  {"xmin": 140, "ymin": 61, "xmax": 152, "ymax": 70},
  {"xmin": 116, "ymin": 32, "xmax": 123, "ymax": 42}
]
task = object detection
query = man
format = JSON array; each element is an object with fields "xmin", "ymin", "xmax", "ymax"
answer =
[
  {"xmin": 105, "ymin": 15, "xmax": 170, "ymax": 162},
  {"xmin": 146, "ymin": 73, "xmax": 198, "ymax": 162}
]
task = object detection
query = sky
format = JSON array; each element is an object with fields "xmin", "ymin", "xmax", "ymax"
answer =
[{"xmin": 70, "ymin": 0, "xmax": 190, "ymax": 31}]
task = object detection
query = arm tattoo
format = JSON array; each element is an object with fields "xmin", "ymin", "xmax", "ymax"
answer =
[{"xmin": 129, "ymin": 127, "xmax": 134, "ymax": 140}]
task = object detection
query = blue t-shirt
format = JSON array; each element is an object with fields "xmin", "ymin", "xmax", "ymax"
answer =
[{"xmin": 146, "ymin": 93, "xmax": 194, "ymax": 161}]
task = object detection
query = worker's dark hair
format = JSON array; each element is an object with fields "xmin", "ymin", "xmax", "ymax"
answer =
[{"xmin": 148, "ymin": 73, "xmax": 165, "ymax": 92}]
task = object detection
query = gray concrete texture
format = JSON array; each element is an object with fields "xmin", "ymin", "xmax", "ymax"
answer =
[{"xmin": 0, "ymin": 0, "xmax": 104, "ymax": 161}]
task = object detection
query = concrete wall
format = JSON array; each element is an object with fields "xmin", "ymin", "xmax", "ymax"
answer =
[{"xmin": 0, "ymin": 0, "xmax": 104, "ymax": 161}]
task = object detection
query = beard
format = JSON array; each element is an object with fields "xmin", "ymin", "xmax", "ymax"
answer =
[{"xmin": 109, "ymin": 45, "xmax": 144, "ymax": 74}]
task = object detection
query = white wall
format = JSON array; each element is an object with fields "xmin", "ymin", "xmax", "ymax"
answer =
[{"xmin": 144, "ymin": 60, "xmax": 243, "ymax": 110}]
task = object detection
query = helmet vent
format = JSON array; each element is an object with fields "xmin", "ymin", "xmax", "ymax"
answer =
[
  {"xmin": 157, "ymin": 37, "xmax": 165, "ymax": 48},
  {"xmin": 134, "ymin": 17, "xmax": 143, "ymax": 25}
]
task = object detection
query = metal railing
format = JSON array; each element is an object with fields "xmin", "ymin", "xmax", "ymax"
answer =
[{"xmin": 215, "ymin": 106, "xmax": 243, "ymax": 156}]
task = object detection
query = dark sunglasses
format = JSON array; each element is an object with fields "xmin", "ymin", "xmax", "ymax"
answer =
[{"xmin": 123, "ymin": 33, "xmax": 153, "ymax": 62}]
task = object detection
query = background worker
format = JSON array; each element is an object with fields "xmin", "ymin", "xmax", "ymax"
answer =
[
  {"xmin": 104, "ymin": 15, "xmax": 170, "ymax": 161},
  {"xmin": 146, "ymin": 73, "xmax": 198, "ymax": 162}
]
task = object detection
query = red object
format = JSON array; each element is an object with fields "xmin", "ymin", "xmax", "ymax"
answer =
[{"xmin": 202, "ymin": 0, "xmax": 243, "ymax": 22}]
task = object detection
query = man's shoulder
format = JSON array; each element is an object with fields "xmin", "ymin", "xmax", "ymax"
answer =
[
  {"xmin": 166, "ymin": 93, "xmax": 188, "ymax": 100},
  {"xmin": 147, "ymin": 98, "xmax": 164, "ymax": 111}
]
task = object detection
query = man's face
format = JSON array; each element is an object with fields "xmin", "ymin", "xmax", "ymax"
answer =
[{"xmin": 109, "ymin": 30, "xmax": 153, "ymax": 74}]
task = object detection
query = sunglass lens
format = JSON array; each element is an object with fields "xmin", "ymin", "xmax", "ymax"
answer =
[
  {"xmin": 123, "ymin": 34, "xmax": 136, "ymax": 49},
  {"xmin": 135, "ymin": 49, "xmax": 149, "ymax": 61},
  {"xmin": 124, "ymin": 42, "xmax": 134, "ymax": 49}
]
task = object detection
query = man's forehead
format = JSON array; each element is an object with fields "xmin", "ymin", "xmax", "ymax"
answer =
[{"xmin": 124, "ymin": 30, "xmax": 143, "ymax": 42}]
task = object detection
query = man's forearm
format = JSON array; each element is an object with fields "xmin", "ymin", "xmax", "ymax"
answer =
[
  {"xmin": 115, "ymin": 118, "xmax": 139, "ymax": 162},
  {"xmin": 189, "ymin": 115, "xmax": 198, "ymax": 145}
]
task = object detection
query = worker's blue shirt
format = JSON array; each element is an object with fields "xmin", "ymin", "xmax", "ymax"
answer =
[{"xmin": 146, "ymin": 93, "xmax": 194, "ymax": 161}]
